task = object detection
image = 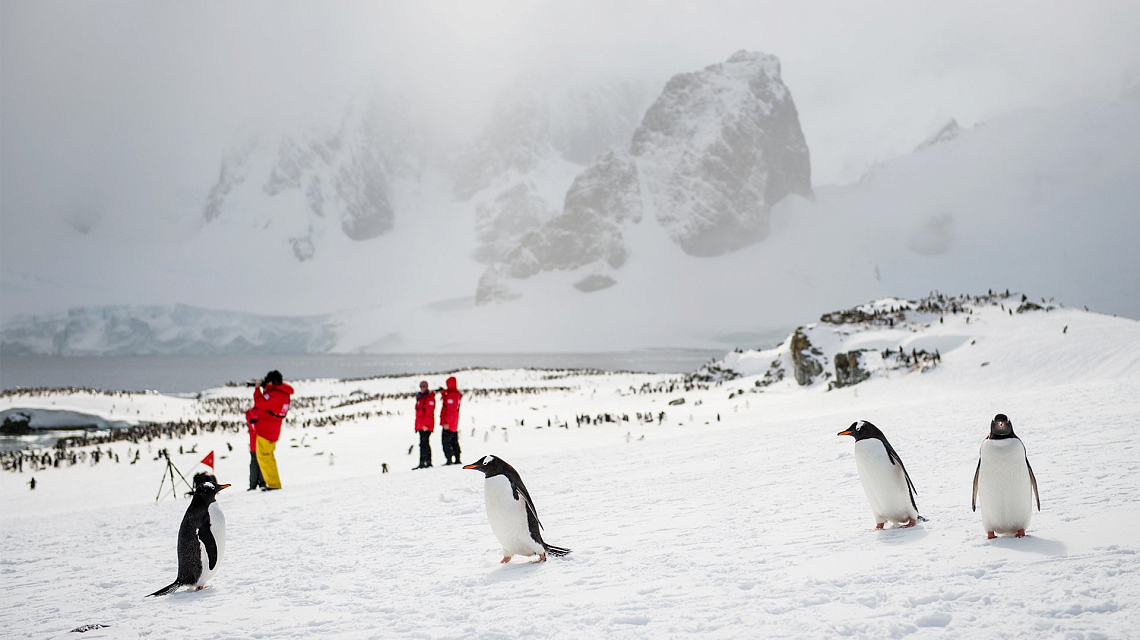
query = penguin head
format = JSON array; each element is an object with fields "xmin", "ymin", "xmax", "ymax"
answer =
[
  {"xmin": 837, "ymin": 420, "xmax": 883, "ymax": 441},
  {"xmin": 463, "ymin": 455, "xmax": 504, "ymax": 476},
  {"xmin": 990, "ymin": 414, "xmax": 1014, "ymax": 438},
  {"xmin": 192, "ymin": 481, "xmax": 230, "ymax": 503}
]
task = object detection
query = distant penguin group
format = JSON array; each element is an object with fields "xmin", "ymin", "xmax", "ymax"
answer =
[{"xmin": 839, "ymin": 413, "xmax": 1040, "ymax": 538}]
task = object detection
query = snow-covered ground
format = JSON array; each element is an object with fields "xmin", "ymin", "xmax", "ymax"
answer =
[{"xmin": 2, "ymin": 297, "xmax": 1139, "ymax": 638}]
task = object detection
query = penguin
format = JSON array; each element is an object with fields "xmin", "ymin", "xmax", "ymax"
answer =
[
  {"xmin": 838, "ymin": 421, "xmax": 920, "ymax": 529},
  {"xmin": 463, "ymin": 455, "xmax": 571, "ymax": 563},
  {"xmin": 972, "ymin": 414, "xmax": 1040, "ymax": 539},
  {"xmin": 148, "ymin": 481, "xmax": 229, "ymax": 596}
]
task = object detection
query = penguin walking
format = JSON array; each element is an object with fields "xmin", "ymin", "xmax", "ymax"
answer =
[
  {"xmin": 148, "ymin": 481, "xmax": 229, "ymax": 596},
  {"xmin": 972, "ymin": 414, "xmax": 1040, "ymax": 539},
  {"xmin": 838, "ymin": 421, "xmax": 920, "ymax": 529},
  {"xmin": 463, "ymin": 455, "xmax": 571, "ymax": 563}
]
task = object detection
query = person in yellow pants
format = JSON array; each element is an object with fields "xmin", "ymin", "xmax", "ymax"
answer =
[
  {"xmin": 252, "ymin": 370, "xmax": 293, "ymax": 490},
  {"xmin": 255, "ymin": 435, "xmax": 281, "ymax": 490}
]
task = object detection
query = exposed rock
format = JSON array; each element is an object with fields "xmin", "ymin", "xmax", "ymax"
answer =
[
  {"xmin": 790, "ymin": 327, "xmax": 823, "ymax": 386},
  {"xmin": 474, "ymin": 266, "xmax": 522, "ymax": 305},
  {"xmin": 832, "ymin": 350, "xmax": 872, "ymax": 388},
  {"xmin": 473, "ymin": 183, "xmax": 557, "ymax": 264},
  {"xmin": 914, "ymin": 119, "xmax": 962, "ymax": 153},
  {"xmin": 573, "ymin": 274, "xmax": 617, "ymax": 293}
]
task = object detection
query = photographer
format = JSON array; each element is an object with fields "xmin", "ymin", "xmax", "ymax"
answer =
[{"xmin": 253, "ymin": 370, "xmax": 293, "ymax": 490}]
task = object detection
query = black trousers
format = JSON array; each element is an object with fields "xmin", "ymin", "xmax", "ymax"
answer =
[
  {"xmin": 418, "ymin": 431, "xmax": 432, "ymax": 467},
  {"xmin": 441, "ymin": 430, "xmax": 461, "ymax": 463},
  {"xmin": 249, "ymin": 451, "xmax": 266, "ymax": 490}
]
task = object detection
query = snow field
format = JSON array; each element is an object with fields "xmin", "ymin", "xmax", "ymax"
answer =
[{"xmin": 2, "ymin": 306, "xmax": 1139, "ymax": 638}]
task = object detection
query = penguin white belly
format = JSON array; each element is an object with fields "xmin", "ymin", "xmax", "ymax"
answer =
[
  {"xmin": 977, "ymin": 439, "xmax": 1033, "ymax": 534},
  {"xmin": 484, "ymin": 475, "xmax": 543, "ymax": 557},
  {"xmin": 196, "ymin": 502, "xmax": 226, "ymax": 587},
  {"xmin": 853, "ymin": 439, "xmax": 917, "ymax": 525}
]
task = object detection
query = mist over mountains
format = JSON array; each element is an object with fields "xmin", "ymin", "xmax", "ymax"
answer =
[{"xmin": 2, "ymin": 46, "xmax": 1139, "ymax": 355}]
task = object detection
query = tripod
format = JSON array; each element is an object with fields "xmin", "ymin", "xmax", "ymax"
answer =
[{"xmin": 155, "ymin": 451, "xmax": 193, "ymax": 502}]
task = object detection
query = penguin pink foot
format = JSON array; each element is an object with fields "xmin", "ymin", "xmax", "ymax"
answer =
[
  {"xmin": 987, "ymin": 531, "xmax": 997, "ymax": 539},
  {"xmin": 195, "ymin": 586, "xmax": 210, "ymax": 591},
  {"xmin": 1015, "ymin": 529, "xmax": 1026, "ymax": 538},
  {"xmin": 903, "ymin": 518, "xmax": 917, "ymax": 528},
  {"xmin": 500, "ymin": 556, "xmax": 511, "ymax": 564},
  {"xmin": 875, "ymin": 523, "xmax": 885, "ymax": 530},
  {"xmin": 537, "ymin": 554, "xmax": 547, "ymax": 562}
]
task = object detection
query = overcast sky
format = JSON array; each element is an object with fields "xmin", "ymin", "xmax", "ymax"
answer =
[{"xmin": 2, "ymin": 0, "xmax": 1139, "ymax": 319}]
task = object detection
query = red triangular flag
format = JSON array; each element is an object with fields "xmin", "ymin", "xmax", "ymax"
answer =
[{"xmin": 200, "ymin": 451, "xmax": 215, "ymax": 469}]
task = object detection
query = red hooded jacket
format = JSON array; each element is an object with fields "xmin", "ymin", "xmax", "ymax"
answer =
[
  {"xmin": 415, "ymin": 390, "xmax": 436, "ymax": 432},
  {"xmin": 439, "ymin": 376, "xmax": 461, "ymax": 432},
  {"xmin": 253, "ymin": 383, "xmax": 294, "ymax": 443}
]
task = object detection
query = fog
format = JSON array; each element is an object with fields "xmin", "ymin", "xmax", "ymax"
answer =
[{"xmin": 2, "ymin": 1, "xmax": 1139, "ymax": 330}]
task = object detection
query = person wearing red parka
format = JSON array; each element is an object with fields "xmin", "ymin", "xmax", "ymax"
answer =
[
  {"xmin": 253, "ymin": 370, "xmax": 293, "ymax": 489},
  {"xmin": 439, "ymin": 376, "xmax": 463, "ymax": 465},
  {"xmin": 245, "ymin": 407, "xmax": 266, "ymax": 491},
  {"xmin": 414, "ymin": 380, "xmax": 436, "ymax": 469}
]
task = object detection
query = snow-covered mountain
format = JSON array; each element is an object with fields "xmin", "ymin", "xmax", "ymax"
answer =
[
  {"xmin": 480, "ymin": 51, "xmax": 812, "ymax": 303},
  {"xmin": 2, "ymin": 53, "xmax": 1138, "ymax": 354},
  {"xmin": 201, "ymin": 95, "xmax": 425, "ymax": 262},
  {"xmin": 0, "ymin": 305, "xmax": 336, "ymax": 356}
]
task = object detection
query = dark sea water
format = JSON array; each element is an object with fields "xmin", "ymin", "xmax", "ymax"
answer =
[{"xmin": 0, "ymin": 351, "xmax": 721, "ymax": 394}]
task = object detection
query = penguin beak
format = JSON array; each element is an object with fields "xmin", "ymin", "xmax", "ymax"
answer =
[
  {"xmin": 462, "ymin": 463, "xmax": 480, "ymax": 470},
  {"xmin": 217, "ymin": 484, "xmax": 231, "ymax": 491},
  {"xmin": 837, "ymin": 429, "xmax": 854, "ymax": 437}
]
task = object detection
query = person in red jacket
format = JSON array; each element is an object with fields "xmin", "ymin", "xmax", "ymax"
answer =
[
  {"xmin": 414, "ymin": 380, "xmax": 436, "ymax": 469},
  {"xmin": 439, "ymin": 376, "xmax": 463, "ymax": 465},
  {"xmin": 253, "ymin": 370, "xmax": 294, "ymax": 489},
  {"xmin": 245, "ymin": 407, "xmax": 267, "ymax": 491}
]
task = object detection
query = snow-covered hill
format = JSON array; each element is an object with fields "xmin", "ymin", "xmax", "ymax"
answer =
[{"xmin": 2, "ymin": 293, "xmax": 1139, "ymax": 637}]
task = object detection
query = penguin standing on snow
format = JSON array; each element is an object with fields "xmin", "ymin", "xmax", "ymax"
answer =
[
  {"xmin": 838, "ymin": 421, "xmax": 921, "ymax": 529},
  {"xmin": 148, "ymin": 481, "xmax": 229, "ymax": 596},
  {"xmin": 972, "ymin": 414, "xmax": 1040, "ymax": 539},
  {"xmin": 463, "ymin": 455, "xmax": 571, "ymax": 563}
]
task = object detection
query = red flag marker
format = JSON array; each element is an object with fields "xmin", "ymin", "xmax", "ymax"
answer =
[{"xmin": 201, "ymin": 451, "xmax": 215, "ymax": 469}]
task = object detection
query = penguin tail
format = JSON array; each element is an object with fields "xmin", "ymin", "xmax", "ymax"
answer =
[
  {"xmin": 916, "ymin": 515, "xmax": 929, "ymax": 523},
  {"xmin": 544, "ymin": 544, "xmax": 571, "ymax": 558},
  {"xmin": 147, "ymin": 581, "xmax": 181, "ymax": 597}
]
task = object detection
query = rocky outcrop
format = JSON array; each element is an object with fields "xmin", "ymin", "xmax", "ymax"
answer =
[
  {"xmin": 914, "ymin": 119, "xmax": 962, "ymax": 152},
  {"xmin": 832, "ymin": 350, "xmax": 872, "ymax": 388},
  {"xmin": 790, "ymin": 328, "xmax": 823, "ymax": 386}
]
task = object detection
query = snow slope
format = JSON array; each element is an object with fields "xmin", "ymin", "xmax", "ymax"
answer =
[{"xmin": 2, "ymin": 299, "xmax": 1139, "ymax": 637}]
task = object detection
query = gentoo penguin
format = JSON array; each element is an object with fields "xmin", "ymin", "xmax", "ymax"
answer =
[
  {"xmin": 972, "ymin": 414, "xmax": 1040, "ymax": 539},
  {"xmin": 148, "ymin": 481, "xmax": 229, "ymax": 596},
  {"xmin": 838, "ymin": 421, "xmax": 920, "ymax": 529},
  {"xmin": 463, "ymin": 455, "xmax": 571, "ymax": 563}
]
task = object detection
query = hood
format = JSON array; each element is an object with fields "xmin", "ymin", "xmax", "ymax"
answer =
[
  {"xmin": 266, "ymin": 383, "xmax": 295, "ymax": 395},
  {"xmin": 446, "ymin": 376, "xmax": 458, "ymax": 391}
]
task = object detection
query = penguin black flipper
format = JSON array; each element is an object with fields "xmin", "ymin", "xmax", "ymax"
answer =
[
  {"xmin": 882, "ymin": 436, "xmax": 919, "ymax": 511},
  {"xmin": 1026, "ymin": 458, "xmax": 1041, "ymax": 511},
  {"xmin": 971, "ymin": 459, "xmax": 981, "ymax": 512},
  {"xmin": 198, "ymin": 522, "xmax": 219, "ymax": 571},
  {"xmin": 509, "ymin": 476, "xmax": 544, "ymax": 531}
]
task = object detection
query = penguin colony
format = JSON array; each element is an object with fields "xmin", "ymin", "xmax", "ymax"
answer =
[{"xmin": 144, "ymin": 412, "xmax": 1039, "ymax": 595}]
